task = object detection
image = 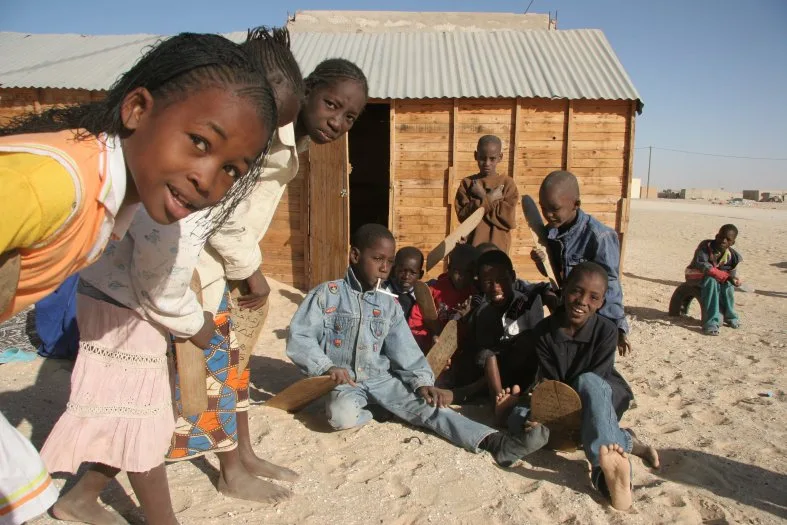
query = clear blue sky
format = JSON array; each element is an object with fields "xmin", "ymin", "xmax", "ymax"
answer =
[{"xmin": 4, "ymin": 0, "xmax": 786, "ymax": 190}]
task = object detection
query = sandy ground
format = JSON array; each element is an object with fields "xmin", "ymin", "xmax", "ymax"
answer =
[{"xmin": 2, "ymin": 199, "xmax": 786, "ymax": 525}]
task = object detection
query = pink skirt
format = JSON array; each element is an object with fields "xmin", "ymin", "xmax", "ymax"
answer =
[{"xmin": 40, "ymin": 295, "xmax": 175, "ymax": 474}]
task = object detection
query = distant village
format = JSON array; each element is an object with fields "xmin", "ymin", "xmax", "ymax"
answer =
[{"xmin": 631, "ymin": 178, "xmax": 785, "ymax": 204}]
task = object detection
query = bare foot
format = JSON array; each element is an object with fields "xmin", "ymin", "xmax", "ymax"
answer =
[
  {"xmin": 240, "ymin": 453, "xmax": 300, "ymax": 482},
  {"xmin": 626, "ymin": 429, "xmax": 660, "ymax": 469},
  {"xmin": 494, "ymin": 385, "xmax": 521, "ymax": 426},
  {"xmin": 217, "ymin": 470, "xmax": 291, "ymax": 503},
  {"xmin": 52, "ymin": 496, "xmax": 128, "ymax": 525},
  {"xmin": 599, "ymin": 444, "xmax": 632, "ymax": 511}
]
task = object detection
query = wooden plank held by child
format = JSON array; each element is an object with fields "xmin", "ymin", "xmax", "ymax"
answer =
[
  {"xmin": 413, "ymin": 280, "xmax": 443, "ymax": 337},
  {"xmin": 426, "ymin": 319, "xmax": 458, "ymax": 377},
  {"xmin": 426, "ymin": 207, "xmax": 485, "ymax": 272},
  {"xmin": 530, "ymin": 380, "xmax": 582, "ymax": 451},
  {"xmin": 0, "ymin": 251, "xmax": 20, "ymax": 315},
  {"xmin": 228, "ymin": 273, "xmax": 270, "ymax": 374},
  {"xmin": 521, "ymin": 195, "xmax": 559, "ymax": 289},
  {"xmin": 265, "ymin": 376, "xmax": 338, "ymax": 412},
  {"xmin": 175, "ymin": 271, "xmax": 209, "ymax": 417}
]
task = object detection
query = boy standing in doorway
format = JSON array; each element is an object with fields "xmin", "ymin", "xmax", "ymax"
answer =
[{"xmin": 454, "ymin": 135, "xmax": 519, "ymax": 253}]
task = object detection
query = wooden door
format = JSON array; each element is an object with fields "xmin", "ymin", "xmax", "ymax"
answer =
[{"xmin": 308, "ymin": 134, "xmax": 350, "ymax": 288}]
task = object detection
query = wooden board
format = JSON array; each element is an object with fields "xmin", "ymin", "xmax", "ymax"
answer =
[
  {"xmin": 174, "ymin": 271, "xmax": 209, "ymax": 417},
  {"xmin": 266, "ymin": 376, "xmax": 337, "ymax": 413},
  {"xmin": 521, "ymin": 195, "xmax": 558, "ymax": 289},
  {"xmin": 530, "ymin": 380, "xmax": 583, "ymax": 451},
  {"xmin": 413, "ymin": 280, "xmax": 438, "ymax": 321},
  {"xmin": 425, "ymin": 207, "xmax": 485, "ymax": 272},
  {"xmin": 228, "ymin": 277, "xmax": 270, "ymax": 374},
  {"xmin": 0, "ymin": 251, "xmax": 20, "ymax": 315},
  {"xmin": 426, "ymin": 320, "xmax": 458, "ymax": 377}
]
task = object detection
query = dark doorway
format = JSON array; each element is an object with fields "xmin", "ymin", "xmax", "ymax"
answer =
[{"xmin": 348, "ymin": 103, "xmax": 390, "ymax": 235}]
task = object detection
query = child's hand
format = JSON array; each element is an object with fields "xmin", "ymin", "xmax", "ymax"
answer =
[
  {"xmin": 187, "ymin": 311, "xmax": 215, "ymax": 349},
  {"xmin": 326, "ymin": 366, "xmax": 356, "ymax": 387},
  {"xmin": 237, "ymin": 270, "xmax": 270, "ymax": 310},
  {"xmin": 417, "ymin": 386, "xmax": 453, "ymax": 408},
  {"xmin": 487, "ymin": 185, "xmax": 504, "ymax": 202},
  {"xmin": 470, "ymin": 181, "xmax": 487, "ymax": 200},
  {"xmin": 530, "ymin": 249, "xmax": 549, "ymax": 277},
  {"xmin": 617, "ymin": 332, "xmax": 632, "ymax": 357},
  {"xmin": 732, "ymin": 277, "xmax": 742, "ymax": 287}
]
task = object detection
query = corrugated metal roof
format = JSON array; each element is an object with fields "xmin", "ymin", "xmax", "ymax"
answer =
[{"xmin": 0, "ymin": 29, "xmax": 641, "ymax": 109}]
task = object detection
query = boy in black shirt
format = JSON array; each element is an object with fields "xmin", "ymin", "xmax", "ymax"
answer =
[{"xmin": 500, "ymin": 262, "xmax": 658, "ymax": 511}]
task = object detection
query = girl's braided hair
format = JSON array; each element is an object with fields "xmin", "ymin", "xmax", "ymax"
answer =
[
  {"xmin": 305, "ymin": 58, "xmax": 369, "ymax": 99},
  {"xmin": 0, "ymin": 33, "xmax": 278, "ymax": 234},
  {"xmin": 242, "ymin": 26, "xmax": 305, "ymax": 103}
]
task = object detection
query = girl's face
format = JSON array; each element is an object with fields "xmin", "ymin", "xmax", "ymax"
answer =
[
  {"xmin": 301, "ymin": 80, "xmax": 366, "ymax": 144},
  {"xmin": 121, "ymin": 87, "xmax": 270, "ymax": 224}
]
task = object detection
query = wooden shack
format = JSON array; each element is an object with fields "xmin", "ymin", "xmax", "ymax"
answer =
[{"xmin": 0, "ymin": 16, "xmax": 642, "ymax": 291}]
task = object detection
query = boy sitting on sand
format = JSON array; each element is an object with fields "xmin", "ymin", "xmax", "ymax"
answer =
[
  {"xmin": 385, "ymin": 246, "xmax": 424, "ymax": 322},
  {"xmin": 532, "ymin": 171, "xmax": 631, "ymax": 356},
  {"xmin": 286, "ymin": 224, "xmax": 548, "ymax": 467},
  {"xmin": 498, "ymin": 262, "xmax": 659, "ymax": 511},
  {"xmin": 454, "ymin": 135, "xmax": 519, "ymax": 253},
  {"xmin": 468, "ymin": 249, "xmax": 544, "ymax": 415},
  {"xmin": 685, "ymin": 224, "xmax": 743, "ymax": 336}
]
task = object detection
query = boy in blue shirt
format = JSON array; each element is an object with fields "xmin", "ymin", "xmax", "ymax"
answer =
[
  {"xmin": 287, "ymin": 224, "xmax": 549, "ymax": 467},
  {"xmin": 532, "ymin": 171, "xmax": 631, "ymax": 356}
]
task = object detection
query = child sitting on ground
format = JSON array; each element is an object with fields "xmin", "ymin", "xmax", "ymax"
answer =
[
  {"xmin": 408, "ymin": 244, "xmax": 478, "ymax": 352},
  {"xmin": 685, "ymin": 224, "xmax": 743, "ymax": 336},
  {"xmin": 286, "ymin": 224, "xmax": 549, "ymax": 467},
  {"xmin": 532, "ymin": 170, "xmax": 631, "ymax": 356},
  {"xmin": 499, "ymin": 262, "xmax": 659, "ymax": 511},
  {"xmin": 454, "ymin": 135, "xmax": 519, "ymax": 253},
  {"xmin": 385, "ymin": 246, "xmax": 423, "ymax": 329},
  {"xmin": 466, "ymin": 250, "xmax": 544, "ymax": 412}
]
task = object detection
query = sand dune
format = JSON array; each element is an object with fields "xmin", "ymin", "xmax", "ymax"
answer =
[{"xmin": 2, "ymin": 199, "xmax": 785, "ymax": 524}]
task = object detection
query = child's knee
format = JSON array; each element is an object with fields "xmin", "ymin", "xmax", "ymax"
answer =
[
  {"xmin": 326, "ymin": 397, "xmax": 365, "ymax": 430},
  {"xmin": 573, "ymin": 372, "xmax": 609, "ymax": 395}
]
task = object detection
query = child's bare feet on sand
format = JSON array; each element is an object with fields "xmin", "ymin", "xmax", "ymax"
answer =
[
  {"xmin": 599, "ymin": 444, "xmax": 632, "ymax": 511},
  {"xmin": 52, "ymin": 497, "xmax": 128, "ymax": 525},
  {"xmin": 494, "ymin": 385, "xmax": 521, "ymax": 425},
  {"xmin": 218, "ymin": 469, "xmax": 291, "ymax": 503},
  {"xmin": 240, "ymin": 451, "xmax": 299, "ymax": 482},
  {"xmin": 626, "ymin": 429, "xmax": 660, "ymax": 469}
]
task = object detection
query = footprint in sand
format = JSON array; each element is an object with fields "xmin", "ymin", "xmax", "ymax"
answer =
[
  {"xmin": 385, "ymin": 475, "xmax": 411, "ymax": 498},
  {"xmin": 695, "ymin": 496, "xmax": 730, "ymax": 525}
]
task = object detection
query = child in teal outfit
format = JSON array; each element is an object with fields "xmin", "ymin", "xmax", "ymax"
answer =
[{"xmin": 685, "ymin": 224, "xmax": 743, "ymax": 336}]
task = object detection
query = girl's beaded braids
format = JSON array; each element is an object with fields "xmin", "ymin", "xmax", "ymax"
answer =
[
  {"xmin": 0, "ymin": 33, "xmax": 279, "ymax": 234},
  {"xmin": 242, "ymin": 26, "xmax": 305, "ymax": 103}
]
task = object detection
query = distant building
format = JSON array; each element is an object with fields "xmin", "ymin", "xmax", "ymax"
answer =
[{"xmin": 742, "ymin": 190, "xmax": 760, "ymax": 201}]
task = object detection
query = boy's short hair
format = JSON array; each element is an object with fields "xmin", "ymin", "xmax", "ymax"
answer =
[
  {"xmin": 541, "ymin": 170, "xmax": 581, "ymax": 200},
  {"xmin": 351, "ymin": 224, "xmax": 395, "ymax": 251},
  {"xmin": 448, "ymin": 244, "xmax": 479, "ymax": 269},
  {"xmin": 476, "ymin": 135, "xmax": 502, "ymax": 151},
  {"xmin": 475, "ymin": 249, "xmax": 515, "ymax": 278},
  {"xmin": 395, "ymin": 246, "xmax": 424, "ymax": 267},
  {"xmin": 475, "ymin": 242, "xmax": 500, "ymax": 255},
  {"xmin": 718, "ymin": 224, "xmax": 738, "ymax": 237},
  {"xmin": 565, "ymin": 261, "xmax": 609, "ymax": 292}
]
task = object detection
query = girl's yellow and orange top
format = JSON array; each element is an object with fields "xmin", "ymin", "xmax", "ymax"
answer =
[{"xmin": 0, "ymin": 130, "xmax": 124, "ymax": 322}]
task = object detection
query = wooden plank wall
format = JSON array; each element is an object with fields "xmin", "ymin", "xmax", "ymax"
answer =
[
  {"xmin": 259, "ymin": 152, "xmax": 309, "ymax": 290},
  {"xmin": 392, "ymin": 98, "xmax": 634, "ymax": 281},
  {"xmin": 0, "ymin": 88, "xmax": 105, "ymax": 125}
]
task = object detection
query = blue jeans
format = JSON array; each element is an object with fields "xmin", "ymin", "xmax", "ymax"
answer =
[
  {"xmin": 701, "ymin": 277, "xmax": 738, "ymax": 331},
  {"xmin": 507, "ymin": 373, "xmax": 632, "ymax": 490},
  {"xmin": 326, "ymin": 374, "xmax": 495, "ymax": 452},
  {"xmin": 35, "ymin": 273, "xmax": 80, "ymax": 359}
]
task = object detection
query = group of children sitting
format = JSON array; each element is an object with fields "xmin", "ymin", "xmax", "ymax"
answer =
[{"xmin": 286, "ymin": 157, "xmax": 662, "ymax": 511}]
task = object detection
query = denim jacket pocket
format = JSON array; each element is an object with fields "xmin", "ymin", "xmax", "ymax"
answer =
[
  {"xmin": 325, "ymin": 315, "xmax": 353, "ymax": 349},
  {"xmin": 370, "ymin": 318, "xmax": 390, "ymax": 340}
]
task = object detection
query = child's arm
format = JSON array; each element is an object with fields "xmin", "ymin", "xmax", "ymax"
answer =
[
  {"xmin": 454, "ymin": 178, "xmax": 484, "ymax": 222},
  {"xmin": 286, "ymin": 286, "xmax": 336, "ymax": 378},
  {"xmin": 591, "ymin": 230, "xmax": 629, "ymax": 335},
  {"xmin": 383, "ymin": 303, "xmax": 435, "ymax": 391},
  {"xmin": 482, "ymin": 178, "xmax": 519, "ymax": 231}
]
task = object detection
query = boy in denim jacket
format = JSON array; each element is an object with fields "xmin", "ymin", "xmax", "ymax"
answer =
[
  {"xmin": 287, "ymin": 224, "xmax": 548, "ymax": 467},
  {"xmin": 532, "ymin": 171, "xmax": 631, "ymax": 356}
]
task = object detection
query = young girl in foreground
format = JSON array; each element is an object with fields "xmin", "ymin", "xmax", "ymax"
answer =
[{"xmin": 2, "ymin": 33, "xmax": 278, "ymax": 525}]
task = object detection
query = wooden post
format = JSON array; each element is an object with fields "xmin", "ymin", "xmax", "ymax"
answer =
[
  {"xmin": 511, "ymin": 98, "xmax": 522, "ymax": 181},
  {"xmin": 302, "ymin": 151, "xmax": 311, "ymax": 289},
  {"xmin": 388, "ymin": 100, "xmax": 397, "ymax": 234},
  {"xmin": 563, "ymin": 100, "xmax": 574, "ymax": 171},
  {"xmin": 449, "ymin": 98, "xmax": 460, "ymax": 236},
  {"xmin": 618, "ymin": 100, "xmax": 638, "ymax": 273}
]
